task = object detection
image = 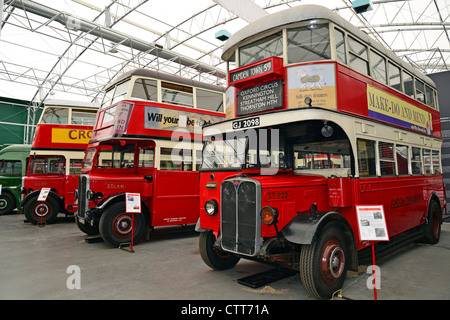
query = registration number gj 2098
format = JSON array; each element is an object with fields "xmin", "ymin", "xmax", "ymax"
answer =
[{"xmin": 232, "ymin": 117, "xmax": 260, "ymax": 130}]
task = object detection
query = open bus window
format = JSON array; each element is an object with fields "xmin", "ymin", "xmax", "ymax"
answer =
[
  {"xmin": 287, "ymin": 23, "xmax": 330, "ymax": 64},
  {"xmin": 161, "ymin": 82, "xmax": 193, "ymax": 107},
  {"xmin": 0, "ymin": 160, "xmax": 22, "ymax": 175},
  {"xmin": 97, "ymin": 143, "xmax": 135, "ymax": 169},
  {"xmin": 41, "ymin": 108, "xmax": 68, "ymax": 124},
  {"xmin": 131, "ymin": 78, "xmax": 157, "ymax": 102},
  {"xmin": 29, "ymin": 157, "xmax": 65, "ymax": 174},
  {"xmin": 357, "ymin": 139, "xmax": 376, "ymax": 177}
]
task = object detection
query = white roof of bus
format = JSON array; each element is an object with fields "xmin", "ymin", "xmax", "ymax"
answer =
[
  {"xmin": 44, "ymin": 99, "xmax": 99, "ymax": 109},
  {"xmin": 222, "ymin": 4, "xmax": 435, "ymax": 88}
]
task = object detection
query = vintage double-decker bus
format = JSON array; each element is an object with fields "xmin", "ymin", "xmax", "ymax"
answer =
[
  {"xmin": 0, "ymin": 144, "xmax": 31, "ymax": 215},
  {"xmin": 197, "ymin": 5, "xmax": 445, "ymax": 299},
  {"xmin": 21, "ymin": 100, "xmax": 98, "ymax": 224},
  {"xmin": 75, "ymin": 68, "xmax": 225, "ymax": 247}
]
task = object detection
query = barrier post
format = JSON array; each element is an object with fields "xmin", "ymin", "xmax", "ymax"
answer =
[{"xmin": 37, "ymin": 188, "xmax": 51, "ymax": 227}]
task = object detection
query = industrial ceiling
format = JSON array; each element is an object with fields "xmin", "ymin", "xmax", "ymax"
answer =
[{"xmin": 1, "ymin": 0, "xmax": 449, "ymax": 142}]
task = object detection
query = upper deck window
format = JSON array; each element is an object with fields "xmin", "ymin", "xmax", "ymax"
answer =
[
  {"xmin": 71, "ymin": 109, "xmax": 97, "ymax": 126},
  {"xmin": 425, "ymin": 85, "xmax": 435, "ymax": 108},
  {"xmin": 196, "ymin": 89, "xmax": 223, "ymax": 112},
  {"xmin": 370, "ymin": 50, "xmax": 387, "ymax": 84},
  {"xmin": 388, "ymin": 62, "xmax": 402, "ymax": 92},
  {"xmin": 348, "ymin": 36, "xmax": 369, "ymax": 75},
  {"xmin": 239, "ymin": 32, "xmax": 283, "ymax": 67},
  {"xmin": 131, "ymin": 78, "xmax": 157, "ymax": 102},
  {"xmin": 403, "ymin": 71, "xmax": 414, "ymax": 98},
  {"xmin": 415, "ymin": 79, "xmax": 425, "ymax": 104},
  {"xmin": 111, "ymin": 80, "xmax": 131, "ymax": 105},
  {"xmin": 334, "ymin": 28, "xmax": 346, "ymax": 64},
  {"xmin": 287, "ymin": 23, "xmax": 331, "ymax": 64},
  {"xmin": 41, "ymin": 108, "xmax": 68, "ymax": 124},
  {"xmin": 161, "ymin": 81, "xmax": 193, "ymax": 107}
]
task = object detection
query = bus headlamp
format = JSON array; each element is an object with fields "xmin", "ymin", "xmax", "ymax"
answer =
[
  {"xmin": 205, "ymin": 199, "xmax": 218, "ymax": 216},
  {"xmin": 261, "ymin": 206, "xmax": 279, "ymax": 225}
]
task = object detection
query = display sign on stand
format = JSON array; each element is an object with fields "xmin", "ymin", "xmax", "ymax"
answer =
[
  {"xmin": 122, "ymin": 193, "xmax": 141, "ymax": 252},
  {"xmin": 356, "ymin": 205, "xmax": 390, "ymax": 300},
  {"xmin": 37, "ymin": 188, "xmax": 51, "ymax": 227}
]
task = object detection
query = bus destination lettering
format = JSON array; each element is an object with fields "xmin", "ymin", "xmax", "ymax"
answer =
[
  {"xmin": 237, "ymin": 79, "xmax": 283, "ymax": 116},
  {"xmin": 230, "ymin": 61, "xmax": 272, "ymax": 83}
]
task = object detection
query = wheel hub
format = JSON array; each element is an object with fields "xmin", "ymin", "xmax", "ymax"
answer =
[{"xmin": 34, "ymin": 203, "xmax": 49, "ymax": 217}]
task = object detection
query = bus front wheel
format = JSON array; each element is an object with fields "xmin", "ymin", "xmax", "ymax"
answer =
[
  {"xmin": 199, "ymin": 231, "xmax": 240, "ymax": 270},
  {"xmin": 24, "ymin": 196, "xmax": 59, "ymax": 224},
  {"xmin": 299, "ymin": 224, "xmax": 348, "ymax": 300},
  {"xmin": 99, "ymin": 202, "xmax": 145, "ymax": 248},
  {"xmin": 0, "ymin": 192, "xmax": 15, "ymax": 215}
]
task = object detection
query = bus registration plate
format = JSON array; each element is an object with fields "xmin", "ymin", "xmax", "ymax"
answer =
[{"xmin": 232, "ymin": 117, "xmax": 260, "ymax": 130}]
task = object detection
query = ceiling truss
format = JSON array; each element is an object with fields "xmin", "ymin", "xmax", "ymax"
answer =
[{"xmin": 0, "ymin": 0, "xmax": 449, "ymax": 143}]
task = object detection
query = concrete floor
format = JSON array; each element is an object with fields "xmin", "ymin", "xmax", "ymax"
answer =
[{"xmin": 0, "ymin": 212, "xmax": 449, "ymax": 301}]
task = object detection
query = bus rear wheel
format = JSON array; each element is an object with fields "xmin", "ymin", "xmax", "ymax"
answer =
[
  {"xmin": 299, "ymin": 224, "xmax": 348, "ymax": 300},
  {"xmin": 199, "ymin": 231, "xmax": 240, "ymax": 270},
  {"xmin": 99, "ymin": 202, "xmax": 145, "ymax": 248},
  {"xmin": 24, "ymin": 195, "xmax": 59, "ymax": 224},
  {"xmin": 422, "ymin": 200, "xmax": 442, "ymax": 244}
]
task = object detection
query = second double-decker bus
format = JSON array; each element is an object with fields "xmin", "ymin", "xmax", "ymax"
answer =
[
  {"xmin": 197, "ymin": 4, "xmax": 445, "ymax": 299},
  {"xmin": 21, "ymin": 100, "xmax": 98, "ymax": 224},
  {"xmin": 75, "ymin": 68, "xmax": 225, "ymax": 247}
]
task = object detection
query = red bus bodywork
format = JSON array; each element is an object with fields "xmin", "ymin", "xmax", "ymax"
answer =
[
  {"xmin": 198, "ymin": 4, "xmax": 445, "ymax": 300},
  {"xmin": 21, "ymin": 103, "xmax": 97, "ymax": 224},
  {"xmin": 76, "ymin": 69, "xmax": 225, "ymax": 247}
]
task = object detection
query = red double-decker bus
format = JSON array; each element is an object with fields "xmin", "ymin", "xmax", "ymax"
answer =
[
  {"xmin": 198, "ymin": 5, "xmax": 445, "ymax": 299},
  {"xmin": 75, "ymin": 69, "xmax": 225, "ymax": 247},
  {"xmin": 21, "ymin": 100, "xmax": 97, "ymax": 224}
]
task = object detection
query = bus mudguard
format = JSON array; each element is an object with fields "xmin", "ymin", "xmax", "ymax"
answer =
[
  {"xmin": 281, "ymin": 210, "xmax": 358, "ymax": 272},
  {"xmin": 21, "ymin": 189, "xmax": 63, "ymax": 210}
]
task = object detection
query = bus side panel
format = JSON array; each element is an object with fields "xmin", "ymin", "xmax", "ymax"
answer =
[
  {"xmin": 336, "ymin": 64, "xmax": 368, "ymax": 117},
  {"xmin": 152, "ymin": 170, "xmax": 200, "ymax": 226},
  {"xmin": 64, "ymin": 174, "xmax": 80, "ymax": 212},
  {"xmin": 357, "ymin": 176, "xmax": 433, "ymax": 237}
]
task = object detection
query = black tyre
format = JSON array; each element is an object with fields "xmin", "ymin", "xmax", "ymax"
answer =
[
  {"xmin": 99, "ymin": 202, "xmax": 145, "ymax": 248},
  {"xmin": 24, "ymin": 195, "xmax": 59, "ymax": 224},
  {"xmin": 0, "ymin": 192, "xmax": 16, "ymax": 215},
  {"xmin": 199, "ymin": 231, "xmax": 240, "ymax": 270},
  {"xmin": 299, "ymin": 224, "xmax": 348, "ymax": 299},
  {"xmin": 422, "ymin": 200, "xmax": 442, "ymax": 244},
  {"xmin": 75, "ymin": 215, "xmax": 99, "ymax": 235}
]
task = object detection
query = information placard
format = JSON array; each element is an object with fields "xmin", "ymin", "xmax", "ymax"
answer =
[
  {"xmin": 126, "ymin": 193, "xmax": 141, "ymax": 213},
  {"xmin": 37, "ymin": 188, "xmax": 51, "ymax": 202},
  {"xmin": 356, "ymin": 205, "xmax": 389, "ymax": 241}
]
